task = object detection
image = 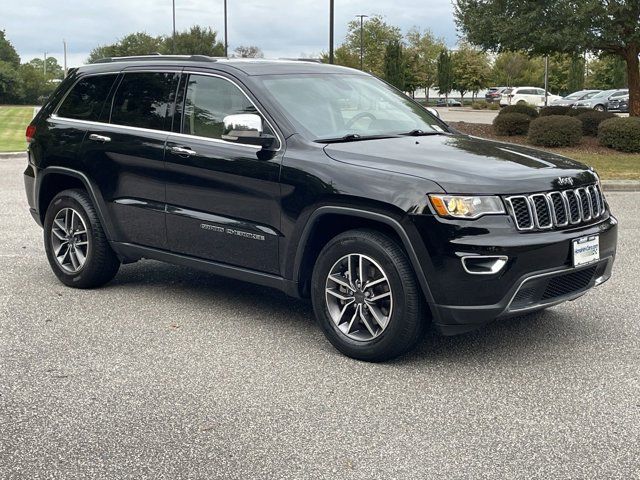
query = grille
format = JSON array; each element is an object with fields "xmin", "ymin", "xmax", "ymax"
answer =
[
  {"xmin": 540, "ymin": 266, "xmax": 597, "ymax": 300},
  {"xmin": 505, "ymin": 184, "xmax": 606, "ymax": 232}
]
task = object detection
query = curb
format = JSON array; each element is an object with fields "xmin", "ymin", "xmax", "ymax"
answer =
[
  {"xmin": 601, "ymin": 180, "xmax": 640, "ymax": 192},
  {"xmin": 0, "ymin": 152, "xmax": 27, "ymax": 159}
]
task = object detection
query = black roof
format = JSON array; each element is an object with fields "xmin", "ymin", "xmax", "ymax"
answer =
[{"xmin": 79, "ymin": 55, "xmax": 361, "ymax": 76}]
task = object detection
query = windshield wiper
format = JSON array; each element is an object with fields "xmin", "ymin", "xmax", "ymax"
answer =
[
  {"xmin": 315, "ymin": 133, "xmax": 399, "ymax": 144},
  {"xmin": 400, "ymin": 129, "xmax": 442, "ymax": 136}
]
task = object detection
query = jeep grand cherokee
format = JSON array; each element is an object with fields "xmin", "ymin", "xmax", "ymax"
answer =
[{"xmin": 24, "ymin": 56, "xmax": 617, "ymax": 361}]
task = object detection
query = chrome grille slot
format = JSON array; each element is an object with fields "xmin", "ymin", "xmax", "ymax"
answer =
[{"xmin": 505, "ymin": 184, "xmax": 606, "ymax": 232}]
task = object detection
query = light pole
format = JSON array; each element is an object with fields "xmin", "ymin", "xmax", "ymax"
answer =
[
  {"xmin": 63, "ymin": 39, "xmax": 67, "ymax": 76},
  {"xmin": 329, "ymin": 0, "xmax": 334, "ymax": 64},
  {"xmin": 43, "ymin": 52, "xmax": 47, "ymax": 77},
  {"xmin": 544, "ymin": 55, "xmax": 549, "ymax": 106},
  {"xmin": 355, "ymin": 14, "xmax": 368, "ymax": 70},
  {"xmin": 172, "ymin": 0, "xmax": 176, "ymax": 53},
  {"xmin": 224, "ymin": 0, "xmax": 228, "ymax": 57}
]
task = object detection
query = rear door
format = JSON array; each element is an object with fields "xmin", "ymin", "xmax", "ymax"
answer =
[
  {"xmin": 80, "ymin": 69, "xmax": 180, "ymax": 248},
  {"xmin": 164, "ymin": 72, "xmax": 283, "ymax": 274}
]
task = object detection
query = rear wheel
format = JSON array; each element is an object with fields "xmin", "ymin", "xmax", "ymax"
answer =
[
  {"xmin": 44, "ymin": 189, "xmax": 120, "ymax": 288},
  {"xmin": 594, "ymin": 104, "xmax": 605, "ymax": 112},
  {"xmin": 311, "ymin": 229, "xmax": 426, "ymax": 362}
]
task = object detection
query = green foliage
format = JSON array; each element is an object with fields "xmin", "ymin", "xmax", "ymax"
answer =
[
  {"xmin": 491, "ymin": 52, "xmax": 543, "ymax": 87},
  {"xmin": 87, "ymin": 27, "xmax": 224, "ymax": 63},
  {"xmin": 335, "ymin": 15, "xmax": 402, "ymax": 77},
  {"xmin": 0, "ymin": 30, "xmax": 20, "ymax": 67},
  {"xmin": 568, "ymin": 54, "xmax": 586, "ymax": 92},
  {"xmin": 404, "ymin": 27, "xmax": 446, "ymax": 99},
  {"xmin": 471, "ymin": 101, "xmax": 488, "ymax": 109},
  {"xmin": 598, "ymin": 117, "xmax": 640, "ymax": 152},
  {"xmin": 539, "ymin": 106, "xmax": 573, "ymax": 116},
  {"xmin": 499, "ymin": 104, "xmax": 539, "ymax": 118},
  {"xmin": 436, "ymin": 49, "xmax": 454, "ymax": 97},
  {"xmin": 0, "ymin": 60, "xmax": 23, "ymax": 103},
  {"xmin": 528, "ymin": 115, "xmax": 582, "ymax": 147},
  {"xmin": 493, "ymin": 112, "xmax": 531, "ymax": 136},
  {"xmin": 567, "ymin": 107, "xmax": 590, "ymax": 117},
  {"xmin": 452, "ymin": 43, "xmax": 491, "ymax": 101},
  {"xmin": 454, "ymin": 0, "xmax": 639, "ymax": 115},
  {"xmin": 587, "ymin": 55, "xmax": 627, "ymax": 90},
  {"xmin": 487, "ymin": 102, "xmax": 500, "ymax": 110},
  {"xmin": 576, "ymin": 110, "xmax": 615, "ymax": 136},
  {"xmin": 383, "ymin": 40, "xmax": 405, "ymax": 90}
]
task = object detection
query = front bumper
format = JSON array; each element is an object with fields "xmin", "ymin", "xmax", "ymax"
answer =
[{"xmin": 408, "ymin": 212, "xmax": 618, "ymax": 335}]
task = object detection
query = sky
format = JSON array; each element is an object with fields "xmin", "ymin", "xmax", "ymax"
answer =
[{"xmin": 1, "ymin": 0, "xmax": 458, "ymax": 67}]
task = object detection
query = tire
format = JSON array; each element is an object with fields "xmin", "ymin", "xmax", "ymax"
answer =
[
  {"xmin": 594, "ymin": 104, "xmax": 605, "ymax": 112},
  {"xmin": 517, "ymin": 100, "xmax": 527, "ymax": 105},
  {"xmin": 43, "ymin": 189, "xmax": 120, "ymax": 288},
  {"xmin": 311, "ymin": 229, "xmax": 426, "ymax": 362}
]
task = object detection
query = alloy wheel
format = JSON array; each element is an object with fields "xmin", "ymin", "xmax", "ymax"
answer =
[
  {"xmin": 50, "ymin": 207, "xmax": 89, "ymax": 273},
  {"xmin": 325, "ymin": 254, "xmax": 393, "ymax": 341}
]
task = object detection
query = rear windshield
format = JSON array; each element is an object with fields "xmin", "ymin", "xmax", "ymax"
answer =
[{"xmin": 57, "ymin": 74, "xmax": 117, "ymax": 121}]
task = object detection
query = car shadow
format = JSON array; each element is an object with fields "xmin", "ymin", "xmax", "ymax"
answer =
[{"xmin": 108, "ymin": 260, "xmax": 591, "ymax": 363}]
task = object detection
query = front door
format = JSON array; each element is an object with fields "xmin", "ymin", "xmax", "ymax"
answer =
[{"xmin": 165, "ymin": 72, "xmax": 282, "ymax": 274}]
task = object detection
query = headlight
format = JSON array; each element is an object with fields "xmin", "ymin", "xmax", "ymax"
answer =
[{"xmin": 429, "ymin": 195, "xmax": 505, "ymax": 219}]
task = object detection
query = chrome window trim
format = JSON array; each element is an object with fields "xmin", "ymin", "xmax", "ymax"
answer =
[
  {"xmin": 529, "ymin": 193, "xmax": 553, "ymax": 229},
  {"xmin": 505, "ymin": 195, "xmax": 534, "ymax": 231},
  {"xmin": 52, "ymin": 69, "xmax": 283, "ymax": 152}
]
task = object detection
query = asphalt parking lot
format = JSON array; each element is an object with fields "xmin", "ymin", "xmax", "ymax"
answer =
[{"xmin": 1, "ymin": 156, "xmax": 639, "ymax": 479}]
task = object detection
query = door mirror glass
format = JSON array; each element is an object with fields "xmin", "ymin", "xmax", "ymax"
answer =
[
  {"xmin": 425, "ymin": 107, "xmax": 440, "ymax": 118},
  {"xmin": 222, "ymin": 114, "xmax": 263, "ymax": 140}
]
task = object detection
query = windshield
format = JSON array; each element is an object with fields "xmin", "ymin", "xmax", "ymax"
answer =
[
  {"xmin": 592, "ymin": 90, "xmax": 615, "ymax": 99},
  {"xmin": 257, "ymin": 74, "xmax": 445, "ymax": 141},
  {"xmin": 565, "ymin": 91, "xmax": 587, "ymax": 99}
]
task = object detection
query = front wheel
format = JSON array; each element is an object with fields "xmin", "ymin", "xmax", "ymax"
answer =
[
  {"xmin": 594, "ymin": 104, "xmax": 605, "ymax": 112},
  {"xmin": 43, "ymin": 189, "xmax": 120, "ymax": 288},
  {"xmin": 311, "ymin": 229, "xmax": 426, "ymax": 362}
]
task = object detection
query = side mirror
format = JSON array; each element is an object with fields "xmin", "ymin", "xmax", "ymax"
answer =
[
  {"xmin": 222, "ymin": 113, "xmax": 276, "ymax": 150},
  {"xmin": 425, "ymin": 107, "xmax": 440, "ymax": 118}
]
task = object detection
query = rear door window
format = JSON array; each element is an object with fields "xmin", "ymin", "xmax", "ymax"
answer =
[
  {"xmin": 110, "ymin": 72, "xmax": 179, "ymax": 131},
  {"xmin": 57, "ymin": 74, "xmax": 117, "ymax": 121}
]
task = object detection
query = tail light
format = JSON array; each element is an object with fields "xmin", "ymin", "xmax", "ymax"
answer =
[{"xmin": 26, "ymin": 124, "xmax": 36, "ymax": 143}]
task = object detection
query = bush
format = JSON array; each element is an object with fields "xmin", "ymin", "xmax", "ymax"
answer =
[
  {"xmin": 493, "ymin": 112, "xmax": 532, "ymax": 136},
  {"xmin": 539, "ymin": 106, "xmax": 572, "ymax": 117},
  {"xmin": 567, "ymin": 107, "xmax": 590, "ymax": 117},
  {"xmin": 528, "ymin": 115, "xmax": 582, "ymax": 147},
  {"xmin": 598, "ymin": 117, "xmax": 640, "ymax": 153},
  {"xmin": 576, "ymin": 110, "xmax": 616, "ymax": 136},
  {"xmin": 487, "ymin": 102, "xmax": 500, "ymax": 110},
  {"xmin": 471, "ymin": 101, "xmax": 488, "ymax": 110},
  {"xmin": 498, "ymin": 104, "xmax": 539, "ymax": 118}
]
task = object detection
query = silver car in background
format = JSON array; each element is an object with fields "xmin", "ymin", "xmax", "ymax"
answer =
[
  {"xmin": 573, "ymin": 89, "xmax": 628, "ymax": 111},
  {"xmin": 551, "ymin": 90, "xmax": 601, "ymax": 107}
]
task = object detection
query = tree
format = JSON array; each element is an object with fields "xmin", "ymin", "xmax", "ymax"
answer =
[
  {"xmin": 0, "ymin": 61, "xmax": 23, "ymax": 103},
  {"xmin": 567, "ymin": 54, "xmax": 586, "ymax": 93},
  {"xmin": 320, "ymin": 45, "xmax": 359, "ymax": 68},
  {"xmin": 332, "ymin": 15, "xmax": 402, "ymax": 76},
  {"xmin": 452, "ymin": 43, "xmax": 491, "ymax": 101},
  {"xmin": 164, "ymin": 26, "xmax": 224, "ymax": 56},
  {"xmin": 587, "ymin": 54, "xmax": 628, "ymax": 89},
  {"xmin": 27, "ymin": 57, "xmax": 64, "ymax": 80},
  {"xmin": 436, "ymin": 49, "xmax": 454, "ymax": 100},
  {"xmin": 405, "ymin": 27, "xmax": 446, "ymax": 101},
  {"xmin": 455, "ymin": 0, "xmax": 640, "ymax": 115},
  {"xmin": 383, "ymin": 40, "xmax": 405, "ymax": 90},
  {"xmin": 0, "ymin": 30, "xmax": 20, "ymax": 67},
  {"xmin": 88, "ymin": 32, "xmax": 163, "ymax": 63},
  {"xmin": 233, "ymin": 45, "xmax": 263, "ymax": 58},
  {"xmin": 492, "ymin": 51, "xmax": 543, "ymax": 87}
]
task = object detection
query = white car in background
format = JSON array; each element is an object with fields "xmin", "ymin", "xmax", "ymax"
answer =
[{"xmin": 500, "ymin": 87, "xmax": 561, "ymax": 107}]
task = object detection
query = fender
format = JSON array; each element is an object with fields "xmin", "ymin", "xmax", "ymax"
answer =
[
  {"xmin": 37, "ymin": 166, "xmax": 118, "ymax": 241},
  {"xmin": 292, "ymin": 206, "xmax": 440, "ymax": 320}
]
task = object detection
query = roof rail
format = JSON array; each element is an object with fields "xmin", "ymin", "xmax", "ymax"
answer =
[
  {"xmin": 278, "ymin": 57, "xmax": 323, "ymax": 63},
  {"xmin": 91, "ymin": 54, "xmax": 222, "ymax": 64}
]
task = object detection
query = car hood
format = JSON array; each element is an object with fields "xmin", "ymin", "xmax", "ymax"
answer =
[{"xmin": 323, "ymin": 134, "xmax": 597, "ymax": 194}]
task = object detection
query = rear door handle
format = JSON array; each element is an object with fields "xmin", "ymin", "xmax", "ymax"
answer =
[
  {"xmin": 170, "ymin": 146, "xmax": 197, "ymax": 157},
  {"xmin": 88, "ymin": 134, "xmax": 111, "ymax": 143}
]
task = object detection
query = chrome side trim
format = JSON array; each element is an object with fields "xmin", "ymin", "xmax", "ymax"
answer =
[{"xmin": 461, "ymin": 255, "xmax": 508, "ymax": 275}]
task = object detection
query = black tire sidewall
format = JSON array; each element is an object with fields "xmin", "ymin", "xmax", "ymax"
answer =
[
  {"xmin": 311, "ymin": 233, "xmax": 419, "ymax": 361},
  {"xmin": 44, "ymin": 192, "xmax": 98, "ymax": 287}
]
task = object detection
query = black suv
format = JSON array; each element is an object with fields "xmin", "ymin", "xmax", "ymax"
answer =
[{"xmin": 24, "ymin": 56, "xmax": 617, "ymax": 361}]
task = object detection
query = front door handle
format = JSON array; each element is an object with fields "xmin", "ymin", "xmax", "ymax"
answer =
[
  {"xmin": 88, "ymin": 133, "xmax": 111, "ymax": 143},
  {"xmin": 170, "ymin": 146, "xmax": 197, "ymax": 157}
]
